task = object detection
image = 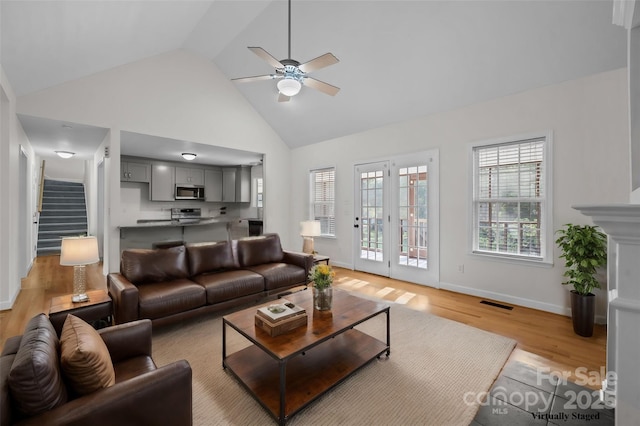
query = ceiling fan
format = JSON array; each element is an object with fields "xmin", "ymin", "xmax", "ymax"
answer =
[{"xmin": 232, "ymin": 0, "xmax": 340, "ymax": 102}]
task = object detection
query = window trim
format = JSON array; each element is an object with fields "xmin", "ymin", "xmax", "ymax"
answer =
[
  {"xmin": 468, "ymin": 131, "xmax": 553, "ymax": 265},
  {"xmin": 309, "ymin": 166, "xmax": 336, "ymax": 237}
]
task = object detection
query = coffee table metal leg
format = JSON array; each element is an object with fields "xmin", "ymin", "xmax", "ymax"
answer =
[
  {"xmin": 279, "ymin": 360, "xmax": 287, "ymax": 425},
  {"xmin": 222, "ymin": 320, "xmax": 227, "ymax": 369},
  {"xmin": 386, "ymin": 309, "xmax": 391, "ymax": 357}
]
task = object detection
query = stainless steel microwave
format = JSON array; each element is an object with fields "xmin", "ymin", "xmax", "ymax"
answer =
[{"xmin": 175, "ymin": 185, "xmax": 205, "ymax": 200}]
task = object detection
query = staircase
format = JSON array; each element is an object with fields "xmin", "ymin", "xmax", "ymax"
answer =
[{"xmin": 37, "ymin": 180, "xmax": 88, "ymax": 256}]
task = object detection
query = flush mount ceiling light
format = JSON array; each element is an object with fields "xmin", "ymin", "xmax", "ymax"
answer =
[
  {"xmin": 181, "ymin": 153, "xmax": 197, "ymax": 161},
  {"xmin": 55, "ymin": 151, "xmax": 75, "ymax": 159}
]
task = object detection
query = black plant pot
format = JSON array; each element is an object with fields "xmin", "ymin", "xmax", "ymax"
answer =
[{"xmin": 570, "ymin": 290, "xmax": 595, "ymax": 337}]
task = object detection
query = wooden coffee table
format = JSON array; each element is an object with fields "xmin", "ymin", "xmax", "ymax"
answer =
[{"xmin": 222, "ymin": 288, "xmax": 390, "ymax": 425}]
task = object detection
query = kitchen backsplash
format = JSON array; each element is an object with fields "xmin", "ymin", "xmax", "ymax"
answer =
[{"xmin": 120, "ymin": 182, "xmax": 258, "ymax": 225}]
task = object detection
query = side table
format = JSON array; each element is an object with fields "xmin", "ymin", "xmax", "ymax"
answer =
[
  {"xmin": 49, "ymin": 289, "xmax": 113, "ymax": 335},
  {"xmin": 313, "ymin": 254, "xmax": 330, "ymax": 265}
]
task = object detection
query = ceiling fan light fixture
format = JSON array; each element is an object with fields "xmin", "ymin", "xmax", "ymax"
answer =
[
  {"xmin": 55, "ymin": 151, "xmax": 75, "ymax": 159},
  {"xmin": 181, "ymin": 153, "xmax": 197, "ymax": 161},
  {"xmin": 277, "ymin": 78, "xmax": 302, "ymax": 97}
]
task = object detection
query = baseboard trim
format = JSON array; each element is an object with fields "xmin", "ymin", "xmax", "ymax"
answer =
[
  {"xmin": 439, "ymin": 281, "xmax": 570, "ymax": 317},
  {"xmin": 330, "ymin": 260, "xmax": 352, "ymax": 269},
  {"xmin": 0, "ymin": 287, "xmax": 20, "ymax": 311}
]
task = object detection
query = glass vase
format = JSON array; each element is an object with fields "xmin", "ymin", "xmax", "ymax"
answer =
[{"xmin": 313, "ymin": 286, "xmax": 333, "ymax": 311}]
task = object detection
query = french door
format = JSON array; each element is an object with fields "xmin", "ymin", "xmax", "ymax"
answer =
[
  {"xmin": 354, "ymin": 151, "xmax": 439, "ymax": 286},
  {"xmin": 354, "ymin": 161, "xmax": 390, "ymax": 276}
]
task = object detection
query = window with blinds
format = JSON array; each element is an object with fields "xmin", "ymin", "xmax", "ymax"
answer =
[
  {"xmin": 472, "ymin": 136, "xmax": 549, "ymax": 260},
  {"xmin": 310, "ymin": 168, "xmax": 336, "ymax": 236}
]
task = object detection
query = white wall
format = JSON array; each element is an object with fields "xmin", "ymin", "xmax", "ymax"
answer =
[
  {"xmin": 290, "ymin": 68, "xmax": 630, "ymax": 318},
  {"xmin": 0, "ymin": 66, "xmax": 37, "ymax": 309},
  {"xmin": 16, "ymin": 49, "xmax": 293, "ymax": 272},
  {"xmin": 630, "ymin": 25, "xmax": 640, "ymax": 202},
  {"xmin": 43, "ymin": 156, "xmax": 85, "ymax": 182}
]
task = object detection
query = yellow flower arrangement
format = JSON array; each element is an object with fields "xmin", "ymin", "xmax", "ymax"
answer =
[{"xmin": 308, "ymin": 264, "xmax": 335, "ymax": 290}]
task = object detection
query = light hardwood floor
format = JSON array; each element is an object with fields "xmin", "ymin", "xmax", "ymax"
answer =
[{"xmin": 1, "ymin": 256, "xmax": 606, "ymax": 388}]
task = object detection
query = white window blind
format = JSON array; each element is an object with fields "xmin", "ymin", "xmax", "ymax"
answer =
[
  {"xmin": 473, "ymin": 137, "xmax": 548, "ymax": 260},
  {"xmin": 310, "ymin": 168, "xmax": 335, "ymax": 236}
]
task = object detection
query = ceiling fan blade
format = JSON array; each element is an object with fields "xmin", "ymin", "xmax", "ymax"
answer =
[
  {"xmin": 278, "ymin": 93, "xmax": 291, "ymax": 102},
  {"xmin": 232, "ymin": 74, "xmax": 278, "ymax": 83},
  {"xmin": 298, "ymin": 53, "xmax": 339, "ymax": 73},
  {"xmin": 304, "ymin": 77, "xmax": 340, "ymax": 96},
  {"xmin": 248, "ymin": 47, "xmax": 284, "ymax": 69}
]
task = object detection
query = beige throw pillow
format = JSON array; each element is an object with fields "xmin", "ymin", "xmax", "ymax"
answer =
[{"xmin": 60, "ymin": 315, "xmax": 115, "ymax": 395}]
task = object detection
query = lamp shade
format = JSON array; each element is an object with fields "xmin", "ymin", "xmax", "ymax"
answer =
[
  {"xmin": 300, "ymin": 220, "xmax": 321, "ymax": 237},
  {"xmin": 60, "ymin": 236, "xmax": 100, "ymax": 266},
  {"xmin": 277, "ymin": 78, "xmax": 302, "ymax": 97}
]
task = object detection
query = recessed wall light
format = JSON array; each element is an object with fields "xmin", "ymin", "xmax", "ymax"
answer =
[
  {"xmin": 181, "ymin": 153, "xmax": 197, "ymax": 161},
  {"xmin": 55, "ymin": 151, "xmax": 75, "ymax": 159}
]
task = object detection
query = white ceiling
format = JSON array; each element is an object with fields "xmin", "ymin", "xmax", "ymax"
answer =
[
  {"xmin": 1, "ymin": 1, "xmax": 628, "ymax": 155},
  {"xmin": 17, "ymin": 113, "xmax": 265, "ymax": 165}
]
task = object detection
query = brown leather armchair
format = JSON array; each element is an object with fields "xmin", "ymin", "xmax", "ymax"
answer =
[{"xmin": 1, "ymin": 315, "xmax": 192, "ymax": 426}]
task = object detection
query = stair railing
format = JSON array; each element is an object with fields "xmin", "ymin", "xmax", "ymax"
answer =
[{"xmin": 37, "ymin": 160, "xmax": 45, "ymax": 213}]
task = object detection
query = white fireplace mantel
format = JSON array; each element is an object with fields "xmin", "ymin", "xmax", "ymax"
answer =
[{"xmin": 574, "ymin": 204, "xmax": 640, "ymax": 426}]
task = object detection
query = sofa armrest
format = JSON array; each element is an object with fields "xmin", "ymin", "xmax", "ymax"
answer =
[
  {"xmin": 282, "ymin": 251, "xmax": 314, "ymax": 278},
  {"xmin": 98, "ymin": 319, "xmax": 152, "ymax": 363},
  {"xmin": 107, "ymin": 273, "xmax": 139, "ymax": 324},
  {"xmin": 16, "ymin": 360, "xmax": 192, "ymax": 426},
  {"xmin": 1, "ymin": 335, "xmax": 22, "ymax": 356}
]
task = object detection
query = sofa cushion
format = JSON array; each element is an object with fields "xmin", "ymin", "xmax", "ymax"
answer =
[
  {"xmin": 137, "ymin": 279, "xmax": 206, "ymax": 320},
  {"xmin": 246, "ymin": 263, "xmax": 307, "ymax": 290},
  {"xmin": 121, "ymin": 245, "xmax": 189, "ymax": 285},
  {"xmin": 60, "ymin": 314, "xmax": 116, "ymax": 395},
  {"xmin": 186, "ymin": 241, "xmax": 236, "ymax": 276},
  {"xmin": 192, "ymin": 270, "xmax": 264, "ymax": 304},
  {"xmin": 8, "ymin": 321, "xmax": 67, "ymax": 416},
  {"xmin": 236, "ymin": 234, "xmax": 284, "ymax": 267},
  {"xmin": 23, "ymin": 312, "xmax": 58, "ymax": 336}
]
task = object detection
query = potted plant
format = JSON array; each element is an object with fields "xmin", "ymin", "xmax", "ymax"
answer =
[
  {"xmin": 308, "ymin": 264, "xmax": 335, "ymax": 311},
  {"xmin": 555, "ymin": 224, "xmax": 607, "ymax": 337}
]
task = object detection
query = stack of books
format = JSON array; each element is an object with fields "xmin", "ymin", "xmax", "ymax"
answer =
[{"xmin": 255, "ymin": 300, "xmax": 307, "ymax": 337}]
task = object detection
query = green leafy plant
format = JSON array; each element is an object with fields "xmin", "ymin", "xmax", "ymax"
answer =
[{"xmin": 555, "ymin": 224, "xmax": 607, "ymax": 295}]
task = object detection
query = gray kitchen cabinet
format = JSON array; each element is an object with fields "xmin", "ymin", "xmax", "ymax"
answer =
[
  {"xmin": 222, "ymin": 168, "xmax": 236, "ymax": 202},
  {"xmin": 175, "ymin": 167, "xmax": 204, "ymax": 185},
  {"xmin": 235, "ymin": 166, "xmax": 251, "ymax": 203},
  {"xmin": 151, "ymin": 163, "xmax": 175, "ymax": 201},
  {"xmin": 204, "ymin": 169, "xmax": 223, "ymax": 202},
  {"xmin": 121, "ymin": 161, "xmax": 150, "ymax": 183}
]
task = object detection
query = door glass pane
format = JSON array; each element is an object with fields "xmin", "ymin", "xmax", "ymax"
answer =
[
  {"xmin": 360, "ymin": 169, "xmax": 384, "ymax": 262},
  {"xmin": 398, "ymin": 164, "xmax": 428, "ymax": 269}
]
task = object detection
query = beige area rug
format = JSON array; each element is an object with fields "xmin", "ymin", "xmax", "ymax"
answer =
[{"xmin": 152, "ymin": 300, "xmax": 516, "ymax": 426}]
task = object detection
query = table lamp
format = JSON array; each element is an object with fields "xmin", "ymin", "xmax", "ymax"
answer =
[
  {"xmin": 300, "ymin": 220, "xmax": 321, "ymax": 254},
  {"xmin": 60, "ymin": 236, "xmax": 99, "ymax": 302}
]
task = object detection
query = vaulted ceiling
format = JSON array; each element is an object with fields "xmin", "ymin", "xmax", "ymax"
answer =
[{"xmin": 1, "ymin": 0, "xmax": 628, "ymax": 153}]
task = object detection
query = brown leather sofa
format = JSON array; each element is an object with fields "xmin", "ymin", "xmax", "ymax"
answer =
[
  {"xmin": 1, "ymin": 314, "xmax": 192, "ymax": 426},
  {"xmin": 108, "ymin": 233, "xmax": 313, "ymax": 326}
]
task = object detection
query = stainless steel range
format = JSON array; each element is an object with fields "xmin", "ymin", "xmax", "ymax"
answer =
[{"xmin": 171, "ymin": 208, "xmax": 202, "ymax": 224}]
